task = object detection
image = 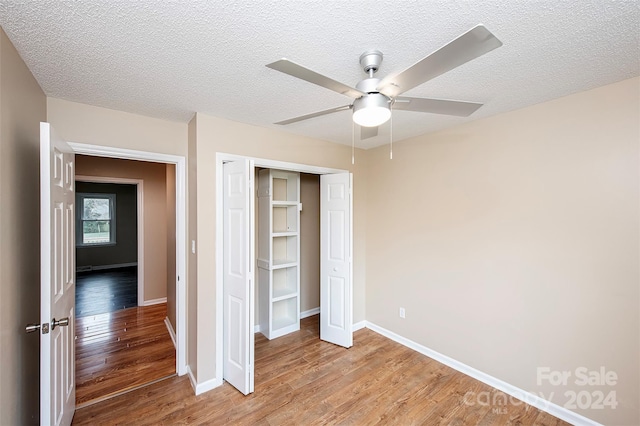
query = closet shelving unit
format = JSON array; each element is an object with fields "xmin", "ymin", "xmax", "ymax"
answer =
[{"xmin": 257, "ymin": 169, "xmax": 301, "ymax": 339}]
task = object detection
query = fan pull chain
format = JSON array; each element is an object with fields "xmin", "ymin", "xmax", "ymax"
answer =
[
  {"xmin": 389, "ymin": 102, "xmax": 393, "ymax": 160},
  {"xmin": 351, "ymin": 118, "xmax": 355, "ymax": 165}
]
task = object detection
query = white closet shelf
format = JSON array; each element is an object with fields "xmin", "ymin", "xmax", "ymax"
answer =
[
  {"xmin": 272, "ymin": 200, "xmax": 298, "ymax": 206},
  {"xmin": 272, "ymin": 231, "xmax": 297, "ymax": 237},
  {"xmin": 272, "ymin": 259, "xmax": 297, "ymax": 269},
  {"xmin": 272, "ymin": 314, "xmax": 297, "ymax": 331},
  {"xmin": 272, "ymin": 292, "xmax": 297, "ymax": 303}
]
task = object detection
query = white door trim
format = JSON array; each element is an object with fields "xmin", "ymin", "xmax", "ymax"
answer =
[
  {"xmin": 75, "ymin": 175, "xmax": 145, "ymax": 306},
  {"xmin": 70, "ymin": 142, "xmax": 187, "ymax": 376},
  {"xmin": 215, "ymin": 152, "xmax": 351, "ymax": 387}
]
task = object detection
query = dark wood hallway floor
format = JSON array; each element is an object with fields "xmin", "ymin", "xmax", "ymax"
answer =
[{"xmin": 75, "ymin": 266, "xmax": 138, "ymax": 317}]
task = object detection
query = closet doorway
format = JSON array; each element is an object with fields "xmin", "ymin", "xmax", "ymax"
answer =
[{"xmin": 217, "ymin": 154, "xmax": 354, "ymax": 396}]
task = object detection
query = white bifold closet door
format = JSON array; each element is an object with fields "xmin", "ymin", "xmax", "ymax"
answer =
[
  {"xmin": 223, "ymin": 159, "xmax": 255, "ymax": 395},
  {"xmin": 320, "ymin": 172, "xmax": 353, "ymax": 348}
]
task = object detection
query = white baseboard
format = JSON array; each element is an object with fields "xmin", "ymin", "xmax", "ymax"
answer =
[
  {"xmin": 164, "ymin": 317, "xmax": 177, "ymax": 349},
  {"xmin": 352, "ymin": 320, "xmax": 366, "ymax": 331},
  {"xmin": 365, "ymin": 322, "xmax": 601, "ymax": 426},
  {"xmin": 186, "ymin": 366, "xmax": 223, "ymax": 396},
  {"xmin": 186, "ymin": 365, "xmax": 197, "ymax": 391},
  {"xmin": 142, "ymin": 297, "xmax": 167, "ymax": 306},
  {"xmin": 254, "ymin": 324, "xmax": 262, "ymax": 334},
  {"xmin": 301, "ymin": 307, "xmax": 320, "ymax": 319},
  {"xmin": 195, "ymin": 376, "xmax": 222, "ymax": 396},
  {"xmin": 77, "ymin": 262, "xmax": 137, "ymax": 272}
]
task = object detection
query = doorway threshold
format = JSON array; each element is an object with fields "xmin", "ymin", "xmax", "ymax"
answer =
[{"xmin": 76, "ymin": 373, "xmax": 177, "ymax": 410}]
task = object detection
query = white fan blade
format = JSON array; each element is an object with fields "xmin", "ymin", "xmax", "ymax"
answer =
[
  {"xmin": 394, "ymin": 97, "xmax": 483, "ymax": 117},
  {"xmin": 360, "ymin": 126, "xmax": 378, "ymax": 140},
  {"xmin": 377, "ymin": 25, "xmax": 502, "ymax": 97},
  {"xmin": 275, "ymin": 105, "xmax": 351, "ymax": 125},
  {"xmin": 267, "ymin": 59, "xmax": 365, "ymax": 99}
]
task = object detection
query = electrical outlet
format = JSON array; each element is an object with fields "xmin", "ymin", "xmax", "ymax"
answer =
[{"xmin": 399, "ymin": 307, "xmax": 406, "ymax": 319}]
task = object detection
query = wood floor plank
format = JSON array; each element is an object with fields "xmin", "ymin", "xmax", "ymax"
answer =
[
  {"xmin": 533, "ymin": 411, "xmax": 567, "ymax": 426},
  {"xmin": 75, "ymin": 303, "xmax": 176, "ymax": 406},
  {"xmin": 73, "ymin": 315, "xmax": 570, "ymax": 425},
  {"xmin": 75, "ymin": 267, "xmax": 138, "ymax": 317}
]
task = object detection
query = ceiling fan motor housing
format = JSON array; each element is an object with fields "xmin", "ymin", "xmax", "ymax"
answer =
[
  {"xmin": 359, "ymin": 49, "xmax": 384, "ymax": 74},
  {"xmin": 356, "ymin": 77, "xmax": 383, "ymax": 94}
]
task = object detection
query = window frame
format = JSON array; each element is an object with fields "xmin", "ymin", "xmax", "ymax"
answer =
[{"xmin": 76, "ymin": 193, "xmax": 117, "ymax": 247}]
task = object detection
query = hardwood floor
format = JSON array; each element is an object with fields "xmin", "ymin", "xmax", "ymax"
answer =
[
  {"xmin": 73, "ymin": 315, "xmax": 568, "ymax": 425},
  {"xmin": 75, "ymin": 303, "xmax": 176, "ymax": 406},
  {"xmin": 76, "ymin": 267, "xmax": 138, "ymax": 317}
]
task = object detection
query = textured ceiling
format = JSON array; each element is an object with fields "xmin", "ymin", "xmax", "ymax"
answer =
[{"xmin": 1, "ymin": 1, "xmax": 638, "ymax": 148}]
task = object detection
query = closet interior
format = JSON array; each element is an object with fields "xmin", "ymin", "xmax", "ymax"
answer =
[{"xmin": 255, "ymin": 169, "xmax": 320, "ymax": 341}]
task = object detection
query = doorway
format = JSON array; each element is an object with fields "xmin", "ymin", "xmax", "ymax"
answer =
[
  {"xmin": 73, "ymin": 159, "xmax": 177, "ymax": 405},
  {"xmin": 39, "ymin": 125, "xmax": 188, "ymax": 422},
  {"xmin": 70, "ymin": 143, "xmax": 188, "ymax": 378},
  {"xmin": 217, "ymin": 153, "xmax": 354, "ymax": 395}
]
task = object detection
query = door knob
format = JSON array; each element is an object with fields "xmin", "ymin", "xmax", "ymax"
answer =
[
  {"xmin": 51, "ymin": 317, "xmax": 69, "ymax": 330},
  {"xmin": 333, "ymin": 267, "xmax": 338, "ymax": 272}
]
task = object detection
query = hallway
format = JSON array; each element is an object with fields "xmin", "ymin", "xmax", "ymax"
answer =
[{"xmin": 75, "ymin": 232, "xmax": 176, "ymax": 406}]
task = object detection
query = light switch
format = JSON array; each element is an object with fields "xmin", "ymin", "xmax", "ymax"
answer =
[{"xmin": 191, "ymin": 240, "xmax": 196, "ymax": 254}]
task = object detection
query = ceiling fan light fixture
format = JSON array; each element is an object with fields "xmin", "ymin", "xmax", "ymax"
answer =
[{"xmin": 352, "ymin": 94, "xmax": 391, "ymax": 127}]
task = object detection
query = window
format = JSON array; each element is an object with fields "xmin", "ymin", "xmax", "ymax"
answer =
[{"xmin": 77, "ymin": 193, "xmax": 116, "ymax": 246}]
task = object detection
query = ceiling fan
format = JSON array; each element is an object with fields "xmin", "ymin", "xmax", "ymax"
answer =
[{"xmin": 266, "ymin": 24, "xmax": 502, "ymax": 140}]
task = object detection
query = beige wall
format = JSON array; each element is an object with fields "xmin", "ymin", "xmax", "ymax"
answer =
[
  {"xmin": 166, "ymin": 164, "xmax": 177, "ymax": 329},
  {"xmin": 47, "ymin": 98, "xmax": 187, "ymax": 156},
  {"xmin": 75, "ymin": 155, "xmax": 170, "ymax": 302},
  {"xmin": 300, "ymin": 173, "xmax": 320, "ymax": 312},
  {"xmin": 364, "ymin": 77, "xmax": 639, "ymax": 425},
  {"xmin": 0, "ymin": 28, "xmax": 46, "ymax": 424},
  {"xmin": 192, "ymin": 113, "xmax": 368, "ymax": 383}
]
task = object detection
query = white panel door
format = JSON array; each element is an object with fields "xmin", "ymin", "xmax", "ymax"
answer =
[
  {"xmin": 320, "ymin": 173, "xmax": 353, "ymax": 348},
  {"xmin": 223, "ymin": 159, "xmax": 255, "ymax": 395},
  {"xmin": 40, "ymin": 122, "xmax": 75, "ymax": 426}
]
